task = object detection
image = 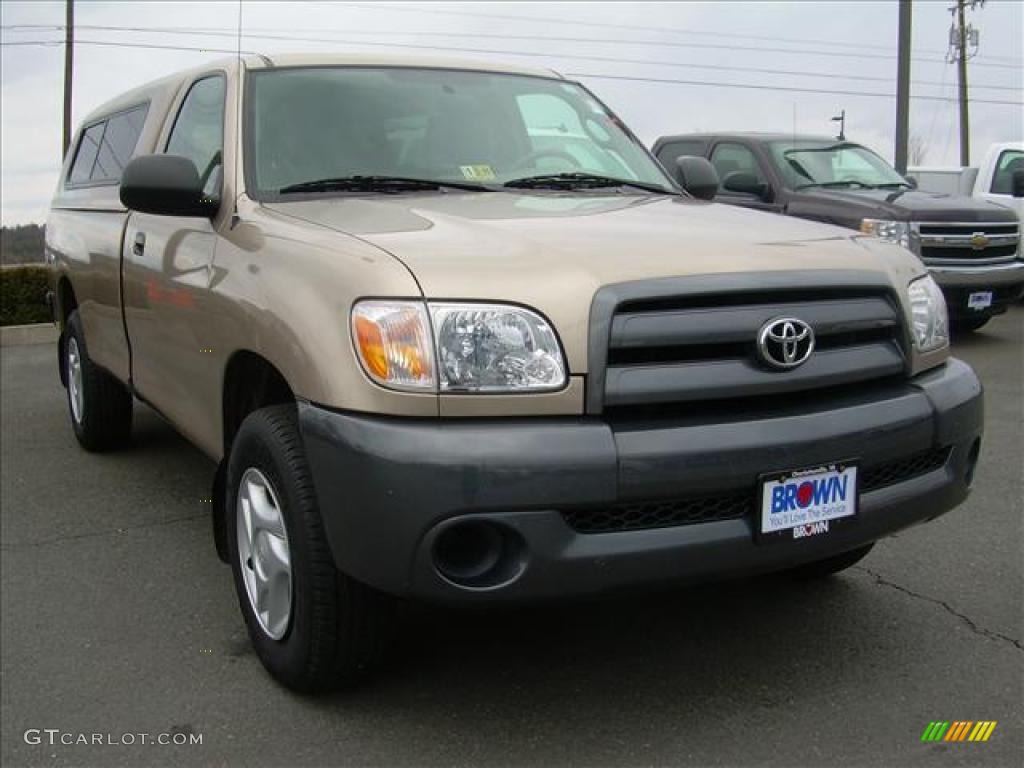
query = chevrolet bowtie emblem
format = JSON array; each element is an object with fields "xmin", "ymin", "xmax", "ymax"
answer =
[{"xmin": 970, "ymin": 232, "xmax": 990, "ymax": 250}]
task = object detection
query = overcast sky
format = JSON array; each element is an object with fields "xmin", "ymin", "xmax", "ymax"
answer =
[{"xmin": 2, "ymin": 0, "xmax": 1021, "ymax": 225}]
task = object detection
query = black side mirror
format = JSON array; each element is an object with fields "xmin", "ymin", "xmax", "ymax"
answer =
[
  {"xmin": 1012, "ymin": 169, "xmax": 1024, "ymax": 198},
  {"xmin": 120, "ymin": 154, "xmax": 219, "ymax": 217},
  {"xmin": 721, "ymin": 171, "xmax": 770, "ymax": 200},
  {"xmin": 674, "ymin": 156, "xmax": 719, "ymax": 201}
]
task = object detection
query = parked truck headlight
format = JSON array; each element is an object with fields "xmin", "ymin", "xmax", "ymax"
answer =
[
  {"xmin": 431, "ymin": 303, "xmax": 567, "ymax": 392},
  {"xmin": 907, "ymin": 275, "xmax": 949, "ymax": 352},
  {"xmin": 860, "ymin": 218, "xmax": 911, "ymax": 249},
  {"xmin": 352, "ymin": 301, "xmax": 567, "ymax": 393}
]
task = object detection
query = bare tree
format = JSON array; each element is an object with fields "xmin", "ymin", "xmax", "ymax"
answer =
[{"xmin": 908, "ymin": 134, "xmax": 929, "ymax": 166}]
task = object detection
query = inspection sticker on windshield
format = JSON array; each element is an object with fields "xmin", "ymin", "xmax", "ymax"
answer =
[
  {"xmin": 459, "ymin": 164, "xmax": 496, "ymax": 181},
  {"xmin": 967, "ymin": 291, "xmax": 993, "ymax": 310},
  {"xmin": 758, "ymin": 463, "xmax": 857, "ymax": 541}
]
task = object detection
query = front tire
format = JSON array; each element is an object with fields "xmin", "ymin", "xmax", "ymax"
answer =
[
  {"xmin": 784, "ymin": 543, "xmax": 874, "ymax": 579},
  {"xmin": 226, "ymin": 404, "xmax": 394, "ymax": 692},
  {"xmin": 63, "ymin": 310, "xmax": 132, "ymax": 451}
]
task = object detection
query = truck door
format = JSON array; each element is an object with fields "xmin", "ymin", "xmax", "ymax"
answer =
[
  {"xmin": 709, "ymin": 142, "xmax": 781, "ymax": 213},
  {"xmin": 122, "ymin": 73, "xmax": 225, "ymax": 452}
]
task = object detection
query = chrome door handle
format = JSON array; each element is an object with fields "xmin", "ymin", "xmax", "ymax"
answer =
[{"xmin": 132, "ymin": 232, "xmax": 146, "ymax": 257}]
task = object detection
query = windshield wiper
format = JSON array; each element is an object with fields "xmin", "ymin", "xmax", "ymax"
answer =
[
  {"xmin": 796, "ymin": 180, "xmax": 875, "ymax": 190},
  {"xmin": 874, "ymin": 181, "xmax": 913, "ymax": 189},
  {"xmin": 278, "ymin": 175, "xmax": 489, "ymax": 194},
  {"xmin": 503, "ymin": 172, "xmax": 674, "ymax": 194}
]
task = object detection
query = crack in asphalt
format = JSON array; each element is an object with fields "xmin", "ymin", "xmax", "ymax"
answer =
[
  {"xmin": 855, "ymin": 565, "xmax": 1023, "ymax": 652},
  {"xmin": 0, "ymin": 512, "xmax": 207, "ymax": 551}
]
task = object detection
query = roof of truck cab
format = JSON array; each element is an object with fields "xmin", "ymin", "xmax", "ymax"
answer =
[
  {"xmin": 244, "ymin": 52, "xmax": 562, "ymax": 79},
  {"xmin": 79, "ymin": 53, "xmax": 562, "ymax": 125},
  {"xmin": 654, "ymin": 132, "xmax": 846, "ymax": 148}
]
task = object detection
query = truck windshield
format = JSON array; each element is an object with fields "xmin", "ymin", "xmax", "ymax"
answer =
[
  {"xmin": 245, "ymin": 67, "xmax": 674, "ymax": 197},
  {"xmin": 768, "ymin": 141, "xmax": 910, "ymax": 190}
]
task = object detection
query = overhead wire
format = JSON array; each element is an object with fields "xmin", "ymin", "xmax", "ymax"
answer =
[
  {"xmin": 331, "ymin": 1, "xmax": 1024, "ymax": 64},
  {"xmin": 3, "ymin": 37, "xmax": 1017, "ymax": 106},
  {"xmin": 2, "ymin": 25, "xmax": 1020, "ymax": 95},
  {"xmin": 2, "ymin": 21, "xmax": 1022, "ymax": 74},
  {"xmin": 563, "ymin": 71, "xmax": 1022, "ymax": 106}
]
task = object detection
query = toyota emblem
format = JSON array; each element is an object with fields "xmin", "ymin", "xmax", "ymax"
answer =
[{"xmin": 757, "ymin": 317, "xmax": 815, "ymax": 369}]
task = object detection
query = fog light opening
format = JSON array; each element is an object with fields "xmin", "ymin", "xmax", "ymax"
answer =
[
  {"xmin": 432, "ymin": 521, "xmax": 525, "ymax": 589},
  {"xmin": 964, "ymin": 439, "xmax": 981, "ymax": 489}
]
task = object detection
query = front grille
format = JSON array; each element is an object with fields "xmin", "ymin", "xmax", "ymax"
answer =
[
  {"xmin": 599, "ymin": 289, "xmax": 905, "ymax": 412},
  {"xmin": 562, "ymin": 447, "xmax": 952, "ymax": 534},
  {"xmin": 860, "ymin": 447, "xmax": 951, "ymax": 491},
  {"xmin": 923, "ymin": 244, "xmax": 1018, "ymax": 261},
  {"xmin": 917, "ymin": 222, "xmax": 1020, "ymax": 264}
]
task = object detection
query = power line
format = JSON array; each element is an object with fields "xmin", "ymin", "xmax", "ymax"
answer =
[
  {"xmin": 0, "ymin": 39, "xmax": 256, "ymax": 55},
  {"xmin": 334, "ymin": 1, "xmax": 1024, "ymax": 64},
  {"xmin": 564, "ymin": 71, "xmax": 1022, "ymax": 106},
  {"xmin": 4, "ymin": 21, "xmax": 1022, "ymax": 73},
  {"xmin": 3, "ymin": 25, "xmax": 1021, "ymax": 94},
  {"xmin": 3, "ymin": 37, "xmax": 1018, "ymax": 106}
]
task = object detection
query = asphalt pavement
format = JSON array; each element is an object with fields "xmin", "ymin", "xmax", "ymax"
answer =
[{"xmin": 2, "ymin": 308, "xmax": 1021, "ymax": 768}]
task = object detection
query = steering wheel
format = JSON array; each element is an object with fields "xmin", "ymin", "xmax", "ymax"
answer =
[{"xmin": 507, "ymin": 148, "xmax": 582, "ymax": 173}]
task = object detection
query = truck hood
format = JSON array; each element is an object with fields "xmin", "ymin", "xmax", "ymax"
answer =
[
  {"xmin": 793, "ymin": 187, "xmax": 1019, "ymax": 223},
  {"xmin": 264, "ymin": 192, "xmax": 925, "ymax": 371}
]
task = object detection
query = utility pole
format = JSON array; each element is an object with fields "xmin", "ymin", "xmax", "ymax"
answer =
[
  {"xmin": 62, "ymin": 0, "xmax": 74, "ymax": 158},
  {"xmin": 949, "ymin": 0, "xmax": 983, "ymax": 167},
  {"xmin": 894, "ymin": 0, "xmax": 912, "ymax": 174}
]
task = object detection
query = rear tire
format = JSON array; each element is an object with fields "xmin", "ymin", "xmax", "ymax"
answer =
[
  {"xmin": 951, "ymin": 316, "xmax": 990, "ymax": 333},
  {"xmin": 226, "ymin": 404, "xmax": 395, "ymax": 692},
  {"xmin": 63, "ymin": 310, "xmax": 132, "ymax": 451},
  {"xmin": 784, "ymin": 543, "xmax": 874, "ymax": 579}
]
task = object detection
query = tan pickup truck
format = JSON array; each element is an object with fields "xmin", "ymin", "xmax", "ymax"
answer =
[{"xmin": 47, "ymin": 54, "xmax": 983, "ymax": 692}]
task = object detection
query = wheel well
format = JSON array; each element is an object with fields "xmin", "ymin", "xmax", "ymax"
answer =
[
  {"xmin": 57, "ymin": 277, "xmax": 78, "ymax": 386},
  {"xmin": 221, "ymin": 351, "xmax": 295, "ymax": 456},
  {"xmin": 214, "ymin": 351, "xmax": 295, "ymax": 563},
  {"xmin": 57, "ymin": 276, "xmax": 78, "ymax": 327}
]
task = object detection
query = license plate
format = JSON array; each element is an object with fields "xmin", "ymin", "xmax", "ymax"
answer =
[
  {"xmin": 759, "ymin": 463, "xmax": 858, "ymax": 541},
  {"xmin": 967, "ymin": 291, "xmax": 993, "ymax": 310}
]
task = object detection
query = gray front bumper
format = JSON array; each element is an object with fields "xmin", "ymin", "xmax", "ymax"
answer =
[
  {"xmin": 299, "ymin": 359, "xmax": 983, "ymax": 603},
  {"xmin": 929, "ymin": 262, "xmax": 1024, "ymax": 316}
]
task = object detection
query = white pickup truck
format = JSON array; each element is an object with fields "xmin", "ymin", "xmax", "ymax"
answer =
[{"xmin": 910, "ymin": 142, "xmax": 1024, "ymax": 222}]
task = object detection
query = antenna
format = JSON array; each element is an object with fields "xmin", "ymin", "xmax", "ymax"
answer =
[{"xmin": 234, "ymin": 0, "xmax": 244, "ymax": 220}]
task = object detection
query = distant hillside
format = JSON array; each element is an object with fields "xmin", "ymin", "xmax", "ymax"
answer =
[{"xmin": 1, "ymin": 224, "xmax": 46, "ymax": 265}]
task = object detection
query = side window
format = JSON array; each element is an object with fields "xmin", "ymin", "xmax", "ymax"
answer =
[
  {"xmin": 656, "ymin": 140, "xmax": 706, "ymax": 167},
  {"xmin": 66, "ymin": 104, "xmax": 148, "ymax": 187},
  {"xmin": 166, "ymin": 75, "xmax": 226, "ymax": 197},
  {"xmin": 710, "ymin": 143, "xmax": 766, "ymax": 188},
  {"xmin": 67, "ymin": 122, "xmax": 105, "ymax": 185},
  {"xmin": 518, "ymin": 93, "xmax": 585, "ymax": 138},
  {"xmin": 990, "ymin": 150, "xmax": 1024, "ymax": 195},
  {"xmin": 91, "ymin": 105, "xmax": 148, "ymax": 182},
  {"xmin": 514, "ymin": 92, "xmax": 631, "ymax": 177}
]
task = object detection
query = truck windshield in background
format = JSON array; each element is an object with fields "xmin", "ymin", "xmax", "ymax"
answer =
[
  {"xmin": 245, "ymin": 67, "xmax": 673, "ymax": 196},
  {"xmin": 768, "ymin": 141, "xmax": 910, "ymax": 190}
]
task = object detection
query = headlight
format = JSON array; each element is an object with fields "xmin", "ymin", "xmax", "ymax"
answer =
[
  {"xmin": 907, "ymin": 275, "xmax": 949, "ymax": 352},
  {"xmin": 860, "ymin": 218, "xmax": 911, "ymax": 249},
  {"xmin": 351, "ymin": 301, "xmax": 435, "ymax": 390},
  {"xmin": 431, "ymin": 303, "xmax": 566, "ymax": 392},
  {"xmin": 351, "ymin": 300, "xmax": 567, "ymax": 393}
]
